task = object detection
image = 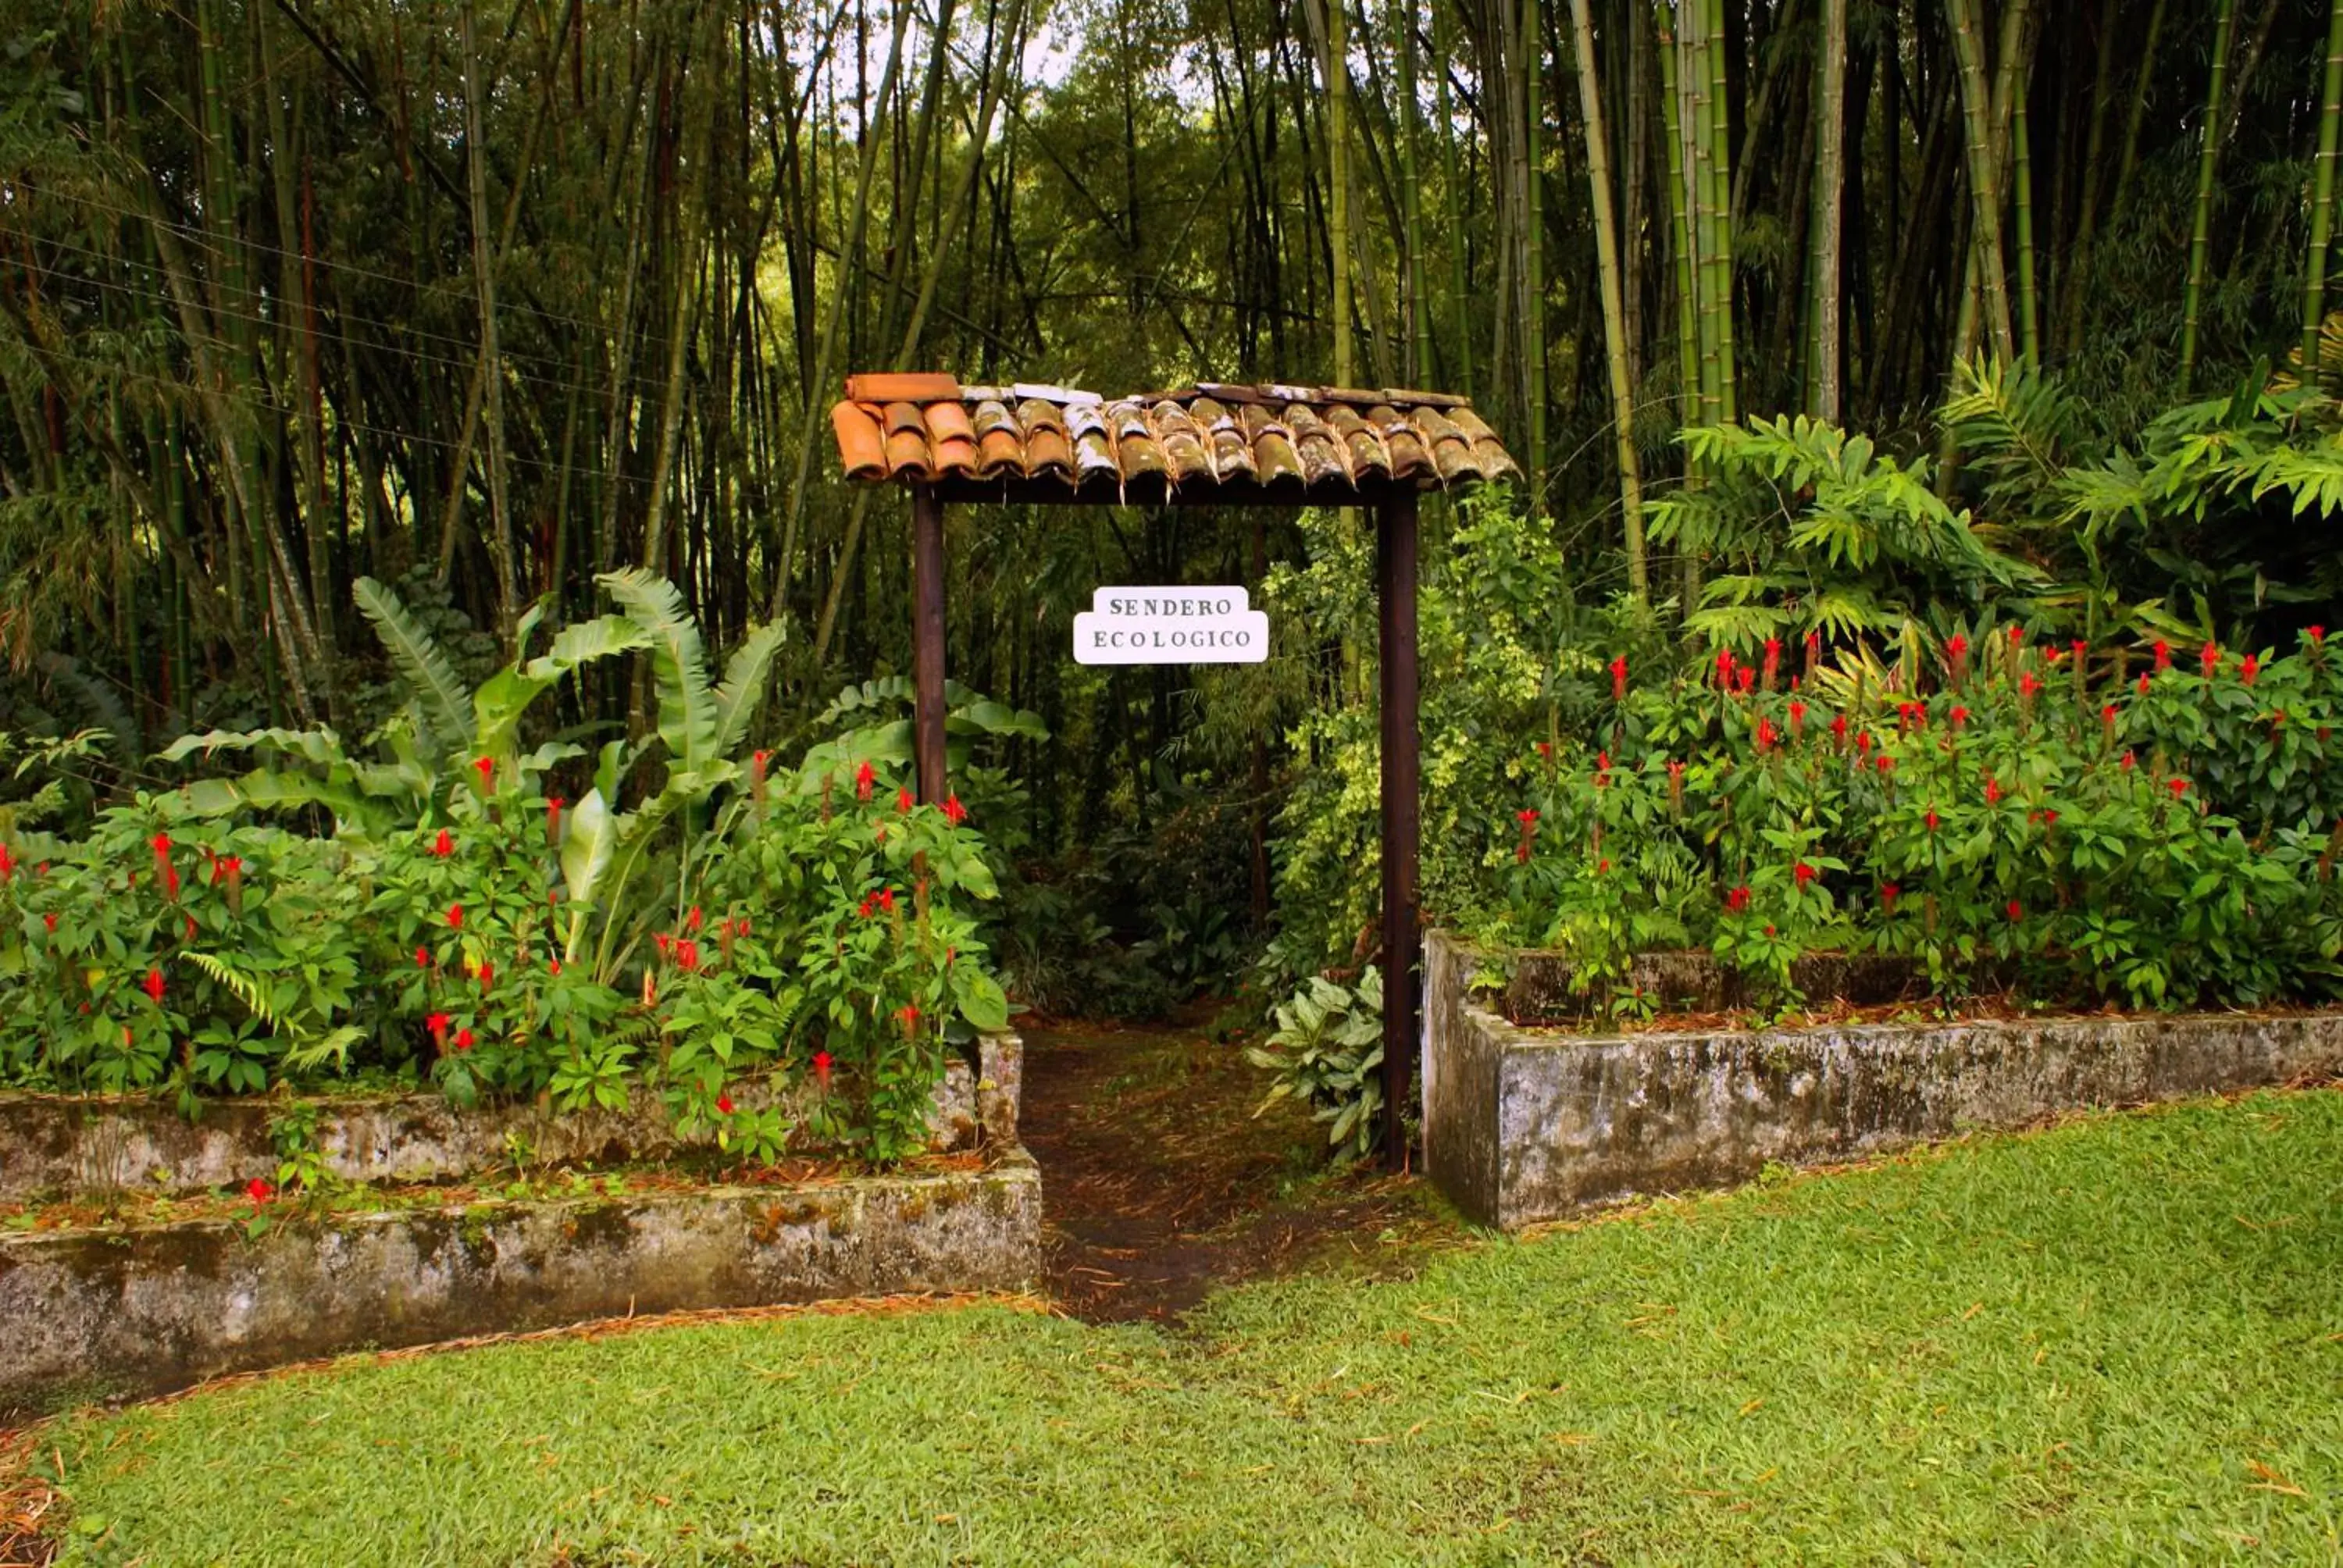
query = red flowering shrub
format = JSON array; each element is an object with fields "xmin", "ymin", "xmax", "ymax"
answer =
[{"xmin": 1496, "ymin": 629, "xmax": 2343, "ymax": 1010}]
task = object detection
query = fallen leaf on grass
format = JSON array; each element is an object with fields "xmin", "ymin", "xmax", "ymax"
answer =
[
  {"xmin": 2245, "ymin": 1461, "xmax": 2306, "ymax": 1498},
  {"xmin": 1737, "ymin": 1399, "xmax": 1764, "ymax": 1417},
  {"xmin": 1961, "ymin": 1302, "xmax": 1985, "ymax": 1320},
  {"xmin": 1548, "ymin": 1432, "xmax": 1596, "ymax": 1445}
]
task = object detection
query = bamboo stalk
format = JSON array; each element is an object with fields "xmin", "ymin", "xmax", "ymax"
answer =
[
  {"xmin": 1809, "ymin": 0, "xmax": 1846, "ymax": 419},
  {"xmin": 2177, "ymin": 0, "xmax": 2238, "ymax": 390},
  {"xmin": 2303, "ymin": 0, "xmax": 2343, "ymax": 370},
  {"xmin": 1703, "ymin": 0, "xmax": 1735, "ymax": 422},
  {"xmin": 1657, "ymin": 5, "xmax": 1699, "ymax": 426},
  {"xmin": 2013, "ymin": 98, "xmax": 2038, "ymax": 365},
  {"xmin": 1945, "ymin": 0, "xmax": 2014, "ymax": 364},
  {"xmin": 1569, "ymin": 0, "xmax": 1647, "ymax": 598}
]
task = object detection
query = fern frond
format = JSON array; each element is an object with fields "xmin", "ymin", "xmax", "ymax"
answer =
[{"xmin": 185, "ymin": 951, "xmax": 280, "ymax": 1028}]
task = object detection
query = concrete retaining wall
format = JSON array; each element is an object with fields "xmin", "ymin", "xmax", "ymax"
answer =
[
  {"xmin": 0, "ymin": 1149, "xmax": 1040, "ymax": 1418},
  {"xmin": 1424, "ymin": 929, "xmax": 2343, "ymax": 1229},
  {"xmin": 0, "ymin": 1032, "xmax": 1022, "ymax": 1202}
]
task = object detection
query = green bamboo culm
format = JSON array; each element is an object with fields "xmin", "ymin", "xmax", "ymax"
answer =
[
  {"xmin": 1568, "ymin": 0, "xmax": 1647, "ymax": 600},
  {"xmin": 1656, "ymin": 4, "xmax": 1699, "ymax": 429},
  {"xmin": 2013, "ymin": 100, "xmax": 2038, "ymax": 365},
  {"xmin": 1323, "ymin": 0, "xmax": 1353, "ymax": 389},
  {"xmin": 1522, "ymin": 0, "xmax": 1549, "ymax": 504},
  {"xmin": 1806, "ymin": 0, "xmax": 1848, "ymax": 419},
  {"xmin": 1432, "ymin": 2, "xmax": 1474, "ymax": 398},
  {"xmin": 2177, "ymin": 0, "xmax": 2238, "ymax": 392},
  {"xmin": 2303, "ymin": 0, "xmax": 2343, "ymax": 372},
  {"xmin": 1703, "ymin": 0, "xmax": 1736, "ymax": 422},
  {"xmin": 1396, "ymin": 0, "xmax": 1430, "ymax": 386},
  {"xmin": 1946, "ymin": 0, "xmax": 2015, "ymax": 364}
]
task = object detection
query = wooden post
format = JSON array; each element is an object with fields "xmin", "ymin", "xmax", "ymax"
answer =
[
  {"xmin": 911, "ymin": 484, "xmax": 948, "ymax": 804},
  {"xmin": 1376, "ymin": 490, "xmax": 1421, "ymax": 1171}
]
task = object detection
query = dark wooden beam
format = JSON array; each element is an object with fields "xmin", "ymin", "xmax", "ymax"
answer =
[
  {"xmin": 1376, "ymin": 492, "xmax": 1421, "ymax": 1172},
  {"xmin": 911, "ymin": 484, "xmax": 949, "ymax": 804},
  {"xmin": 921, "ymin": 473, "xmax": 1450, "ymax": 509}
]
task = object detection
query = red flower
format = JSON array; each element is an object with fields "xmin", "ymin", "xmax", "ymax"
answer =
[
  {"xmin": 897, "ymin": 786, "xmax": 915, "ymax": 814},
  {"xmin": 2121, "ymin": 749, "xmax": 2137, "ymax": 772},
  {"xmin": 812, "ymin": 1049, "xmax": 833, "ymax": 1089},
  {"xmin": 943, "ymin": 794, "xmax": 968, "ymax": 826},
  {"xmin": 1609, "ymin": 655, "xmax": 1628, "ymax": 701},
  {"xmin": 211, "ymin": 854, "xmax": 241, "ymax": 883},
  {"xmin": 2199, "ymin": 641, "xmax": 2220, "ymax": 678},
  {"xmin": 2167, "ymin": 777, "xmax": 2189, "ymax": 798},
  {"xmin": 1949, "ymin": 705, "xmax": 1970, "ymax": 730},
  {"xmin": 246, "ymin": 1178, "xmax": 272, "ymax": 1204},
  {"xmin": 548, "ymin": 957, "xmax": 562, "ymax": 977},
  {"xmin": 2310, "ymin": 625, "xmax": 2327, "ymax": 647},
  {"xmin": 1756, "ymin": 718, "xmax": 1779, "ymax": 753},
  {"xmin": 2018, "ymin": 672, "xmax": 2042, "ymax": 698},
  {"xmin": 1875, "ymin": 754, "xmax": 1894, "ymax": 774},
  {"xmin": 447, "ymin": 903, "xmax": 464, "ymax": 929},
  {"xmin": 417, "ymin": 945, "xmax": 432, "ymax": 968},
  {"xmin": 1788, "ymin": 700, "xmax": 1806, "ymax": 734},
  {"xmin": 1535, "ymin": 741, "xmax": 1553, "ymax": 761},
  {"xmin": 855, "ymin": 761, "xmax": 876, "ymax": 802},
  {"xmin": 676, "ymin": 940, "xmax": 699, "ymax": 974},
  {"xmin": 2241, "ymin": 653, "xmax": 2259, "ymax": 686},
  {"xmin": 1596, "ymin": 857, "xmax": 1610, "ymax": 875},
  {"xmin": 2070, "ymin": 639, "xmax": 2088, "ymax": 665},
  {"xmin": 432, "ymin": 829, "xmax": 453, "ymax": 857},
  {"xmin": 687, "ymin": 905, "xmax": 704, "ymax": 933},
  {"xmin": 1985, "ymin": 776, "xmax": 2003, "ymax": 806},
  {"xmin": 166, "ymin": 865, "xmax": 180, "ymax": 899},
  {"xmin": 547, "ymin": 797, "xmax": 565, "ymax": 843},
  {"xmin": 143, "ymin": 966, "xmax": 166, "ymax": 1003},
  {"xmin": 426, "ymin": 1011, "xmax": 450, "ymax": 1042},
  {"xmin": 1724, "ymin": 885, "xmax": 1751, "ymax": 913},
  {"xmin": 1762, "ymin": 637, "xmax": 1782, "ymax": 684},
  {"xmin": 1714, "ymin": 648, "xmax": 1735, "ymax": 688},
  {"xmin": 41, "ymin": 912, "xmax": 55, "ymax": 932},
  {"xmin": 1856, "ymin": 730, "xmax": 1874, "ymax": 754},
  {"xmin": 2137, "ymin": 673, "xmax": 2151, "ymax": 694},
  {"xmin": 473, "ymin": 756, "xmax": 495, "ymax": 789},
  {"xmin": 896, "ymin": 1003, "xmax": 921, "ymax": 1030},
  {"xmin": 2152, "ymin": 640, "xmax": 2172, "ymax": 671},
  {"xmin": 1945, "ymin": 633, "xmax": 1970, "ymax": 668},
  {"xmin": 2007, "ymin": 624, "xmax": 2024, "ymax": 647},
  {"xmin": 1735, "ymin": 667, "xmax": 1756, "ymax": 695},
  {"xmin": 1881, "ymin": 883, "xmax": 1901, "ymax": 911},
  {"xmin": 1517, "ymin": 808, "xmax": 1539, "ymax": 825},
  {"xmin": 455, "ymin": 1028, "xmax": 475, "ymax": 1052},
  {"xmin": 717, "ymin": 1092, "xmax": 736, "ymax": 1116},
  {"xmin": 476, "ymin": 958, "xmax": 496, "ymax": 989},
  {"xmin": 1925, "ymin": 807, "xmax": 1941, "ymax": 832},
  {"xmin": 1792, "ymin": 862, "xmax": 1817, "ymax": 889},
  {"xmin": 1831, "ymin": 713, "xmax": 1849, "ymax": 746},
  {"xmin": 655, "ymin": 932, "xmax": 674, "ymax": 958},
  {"xmin": 733, "ymin": 916, "xmax": 751, "ymax": 939},
  {"xmin": 858, "ymin": 895, "xmax": 876, "ymax": 918},
  {"xmin": 879, "ymin": 887, "xmax": 898, "ymax": 915},
  {"xmin": 2006, "ymin": 900, "xmax": 2023, "ymax": 922}
]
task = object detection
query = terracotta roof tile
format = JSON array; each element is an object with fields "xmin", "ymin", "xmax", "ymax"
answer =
[{"xmin": 829, "ymin": 376, "xmax": 1519, "ymax": 502}]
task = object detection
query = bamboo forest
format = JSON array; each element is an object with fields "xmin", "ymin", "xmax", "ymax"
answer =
[{"xmin": 3, "ymin": 2, "xmax": 2343, "ymax": 1562}]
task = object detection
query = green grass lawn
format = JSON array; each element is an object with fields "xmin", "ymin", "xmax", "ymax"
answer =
[{"xmin": 29, "ymin": 1088, "xmax": 2343, "ymax": 1566}]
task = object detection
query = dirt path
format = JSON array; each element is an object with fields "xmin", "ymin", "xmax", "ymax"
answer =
[{"xmin": 1016, "ymin": 1017, "xmax": 1458, "ymax": 1323}]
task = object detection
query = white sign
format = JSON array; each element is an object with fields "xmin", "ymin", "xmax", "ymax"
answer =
[{"xmin": 1073, "ymin": 585, "xmax": 1269, "ymax": 665}]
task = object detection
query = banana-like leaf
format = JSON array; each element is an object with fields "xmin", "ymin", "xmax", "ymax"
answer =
[
  {"xmin": 709, "ymin": 620, "xmax": 788, "ymax": 764},
  {"xmin": 561, "ymin": 786, "xmax": 616, "ymax": 907},
  {"xmin": 157, "ymin": 769, "xmax": 383, "ymax": 832},
  {"xmin": 159, "ymin": 726, "xmax": 351, "ymax": 770},
  {"xmin": 353, "ymin": 577, "xmax": 473, "ymax": 764},
  {"xmin": 599, "ymin": 568, "xmax": 717, "ymax": 776},
  {"xmin": 526, "ymin": 614, "xmax": 654, "ymax": 682}
]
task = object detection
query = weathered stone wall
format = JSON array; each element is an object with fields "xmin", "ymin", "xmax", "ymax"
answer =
[
  {"xmin": 1492, "ymin": 945, "xmax": 1919, "ymax": 1024},
  {"xmin": 0, "ymin": 1032, "xmax": 1022, "ymax": 1202},
  {"xmin": 1424, "ymin": 930, "xmax": 2343, "ymax": 1229},
  {"xmin": 0, "ymin": 1149, "xmax": 1040, "ymax": 1419}
]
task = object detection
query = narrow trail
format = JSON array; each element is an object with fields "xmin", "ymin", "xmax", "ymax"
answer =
[{"xmin": 1015, "ymin": 1017, "xmax": 1454, "ymax": 1323}]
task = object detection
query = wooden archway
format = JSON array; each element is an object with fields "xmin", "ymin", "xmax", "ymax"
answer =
[{"xmin": 830, "ymin": 376, "xmax": 1521, "ymax": 1169}]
